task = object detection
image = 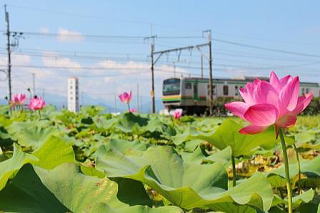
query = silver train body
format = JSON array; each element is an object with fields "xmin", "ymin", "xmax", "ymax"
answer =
[{"xmin": 161, "ymin": 77, "xmax": 320, "ymax": 114}]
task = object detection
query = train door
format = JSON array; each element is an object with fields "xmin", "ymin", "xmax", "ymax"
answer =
[{"xmin": 193, "ymin": 82, "xmax": 198, "ymax": 100}]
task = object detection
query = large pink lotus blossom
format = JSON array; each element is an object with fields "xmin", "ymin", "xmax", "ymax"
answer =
[
  {"xmin": 225, "ymin": 72, "xmax": 313, "ymax": 135},
  {"xmin": 119, "ymin": 91, "xmax": 132, "ymax": 104},
  {"xmin": 172, "ymin": 109, "xmax": 183, "ymax": 119},
  {"xmin": 28, "ymin": 97, "xmax": 46, "ymax": 111},
  {"xmin": 11, "ymin": 94, "xmax": 26, "ymax": 105}
]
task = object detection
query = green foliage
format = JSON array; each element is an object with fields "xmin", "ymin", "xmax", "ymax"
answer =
[{"xmin": 0, "ymin": 107, "xmax": 319, "ymax": 212}]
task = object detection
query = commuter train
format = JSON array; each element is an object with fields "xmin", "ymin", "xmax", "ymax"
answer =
[{"xmin": 161, "ymin": 77, "xmax": 320, "ymax": 115}]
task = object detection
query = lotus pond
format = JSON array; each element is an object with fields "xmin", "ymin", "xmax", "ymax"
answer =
[{"xmin": 0, "ymin": 105, "xmax": 319, "ymax": 213}]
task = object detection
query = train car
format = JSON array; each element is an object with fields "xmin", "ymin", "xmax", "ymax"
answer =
[{"xmin": 161, "ymin": 77, "xmax": 320, "ymax": 115}]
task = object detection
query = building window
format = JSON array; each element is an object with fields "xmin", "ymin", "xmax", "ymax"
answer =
[
  {"xmin": 185, "ymin": 82, "xmax": 192, "ymax": 89},
  {"xmin": 306, "ymin": 88, "xmax": 309, "ymax": 93},
  {"xmin": 70, "ymin": 97, "xmax": 73, "ymax": 100},
  {"xmin": 235, "ymin": 86, "xmax": 239, "ymax": 96},
  {"xmin": 302, "ymin": 88, "xmax": 305, "ymax": 94},
  {"xmin": 223, "ymin": 85, "xmax": 229, "ymax": 96}
]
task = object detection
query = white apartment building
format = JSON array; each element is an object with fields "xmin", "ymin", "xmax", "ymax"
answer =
[{"xmin": 67, "ymin": 77, "xmax": 79, "ymax": 112}]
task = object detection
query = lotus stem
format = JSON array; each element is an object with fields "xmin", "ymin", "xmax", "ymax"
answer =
[
  {"xmin": 293, "ymin": 143, "xmax": 302, "ymax": 194},
  {"xmin": 231, "ymin": 155, "xmax": 236, "ymax": 187},
  {"xmin": 279, "ymin": 128, "xmax": 292, "ymax": 213}
]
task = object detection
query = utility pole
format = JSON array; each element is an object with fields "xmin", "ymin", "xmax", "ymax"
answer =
[
  {"xmin": 147, "ymin": 31, "xmax": 213, "ymax": 115},
  {"xmin": 204, "ymin": 30, "xmax": 213, "ymax": 116},
  {"xmin": 145, "ymin": 35, "xmax": 157, "ymax": 113},
  {"xmin": 4, "ymin": 5, "xmax": 12, "ymax": 101},
  {"xmin": 32, "ymin": 73, "xmax": 36, "ymax": 96},
  {"xmin": 151, "ymin": 41, "xmax": 155, "ymax": 113}
]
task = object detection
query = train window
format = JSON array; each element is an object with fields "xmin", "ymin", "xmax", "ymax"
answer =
[
  {"xmin": 235, "ymin": 86, "xmax": 239, "ymax": 96},
  {"xmin": 223, "ymin": 85, "xmax": 229, "ymax": 96},
  {"xmin": 185, "ymin": 82, "xmax": 192, "ymax": 89},
  {"xmin": 163, "ymin": 79, "xmax": 180, "ymax": 95}
]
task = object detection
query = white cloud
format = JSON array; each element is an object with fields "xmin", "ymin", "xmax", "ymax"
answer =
[
  {"xmin": 0, "ymin": 54, "xmax": 32, "ymax": 67},
  {"xmin": 96, "ymin": 59, "xmax": 187, "ymax": 77},
  {"xmin": 42, "ymin": 52, "xmax": 82, "ymax": 71},
  {"xmin": 57, "ymin": 28, "xmax": 84, "ymax": 42},
  {"xmin": 0, "ymin": 51, "xmax": 187, "ymax": 108},
  {"xmin": 96, "ymin": 60, "xmax": 148, "ymax": 75}
]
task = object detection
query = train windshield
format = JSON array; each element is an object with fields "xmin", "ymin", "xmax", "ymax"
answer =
[{"xmin": 163, "ymin": 78, "xmax": 180, "ymax": 95}]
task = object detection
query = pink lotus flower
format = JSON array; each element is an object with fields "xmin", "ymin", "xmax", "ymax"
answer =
[
  {"xmin": 11, "ymin": 94, "xmax": 26, "ymax": 105},
  {"xmin": 129, "ymin": 108, "xmax": 137, "ymax": 113},
  {"xmin": 225, "ymin": 72, "xmax": 313, "ymax": 135},
  {"xmin": 172, "ymin": 109, "xmax": 183, "ymax": 119},
  {"xmin": 28, "ymin": 97, "xmax": 46, "ymax": 111},
  {"xmin": 119, "ymin": 91, "xmax": 132, "ymax": 104}
]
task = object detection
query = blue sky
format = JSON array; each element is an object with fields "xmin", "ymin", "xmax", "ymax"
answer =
[{"xmin": 0, "ymin": 0, "xmax": 319, "ymax": 111}]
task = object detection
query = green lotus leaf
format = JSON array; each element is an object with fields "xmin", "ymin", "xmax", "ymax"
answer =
[
  {"xmin": 7, "ymin": 120, "xmax": 60, "ymax": 148},
  {"xmin": 111, "ymin": 177, "xmax": 153, "ymax": 206},
  {"xmin": 142, "ymin": 117, "xmax": 176, "ymax": 137},
  {"xmin": 34, "ymin": 163, "xmax": 126, "ymax": 212},
  {"xmin": 191, "ymin": 119, "xmax": 292, "ymax": 157},
  {"xmin": 181, "ymin": 146, "xmax": 231, "ymax": 166},
  {"xmin": 0, "ymin": 143, "xmax": 38, "ymax": 191},
  {"xmin": 289, "ymin": 189, "xmax": 313, "ymax": 209},
  {"xmin": 114, "ymin": 113, "xmax": 149, "ymax": 134},
  {"xmin": 32, "ymin": 135, "xmax": 75, "ymax": 169},
  {"xmin": 0, "ymin": 163, "xmax": 182, "ymax": 213},
  {"xmin": 0, "ymin": 164, "xmax": 69, "ymax": 212},
  {"xmin": 268, "ymin": 156, "xmax": 320, "ymax": 179},
  {"xmin": 96, "ymin": 145, "xmax": 273, "ymax": 211},
  {"xmin": 294, "ymin": 130, "xmax": 316, "ymax": 145}
]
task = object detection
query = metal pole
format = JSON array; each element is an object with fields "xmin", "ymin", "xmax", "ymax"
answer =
[
  {"xmin": 208, "ymin": 30, "xmax": 214, "ymax": 116},
  {"xmin": 151, "ymin": 42, "xmax": 156, "ymax": 113},
  {"xmin": 4, "ymin": 5, "xmax": 12, "ymax": 101}
]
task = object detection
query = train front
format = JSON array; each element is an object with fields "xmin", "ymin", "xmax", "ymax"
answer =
[{"xmin": 161, "ymin": 78, "xmax": 181, "ymax": 110}]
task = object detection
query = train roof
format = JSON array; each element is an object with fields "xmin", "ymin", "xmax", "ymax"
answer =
[{"xmin": 172, "ymin": 77, "xmax": 320, "ymax": 87}]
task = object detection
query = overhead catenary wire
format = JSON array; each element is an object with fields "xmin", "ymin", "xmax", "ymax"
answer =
[
  {"xmin": 2, "ymin": 29, "xmax": 320, "ymax": 60},
  {"xmin": 213, "ymin": 38, "xmax": 320, "ymax": 58}
]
